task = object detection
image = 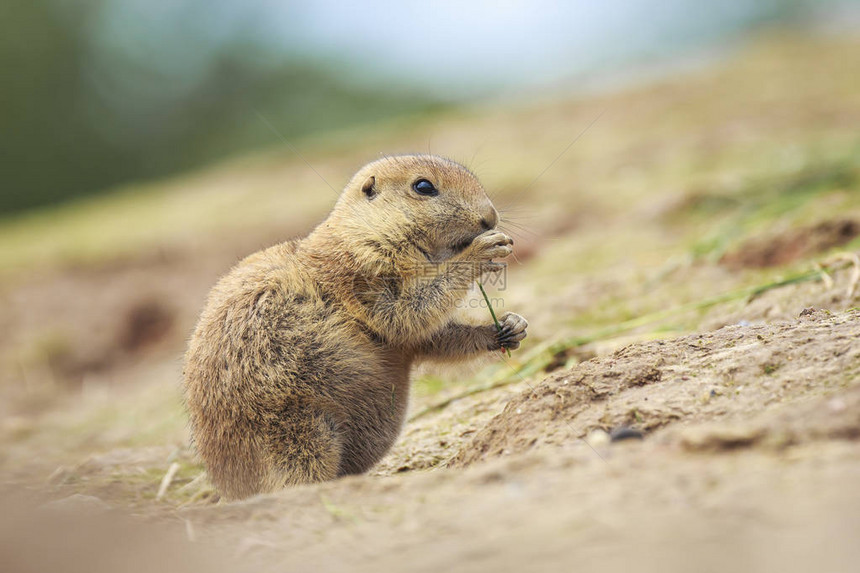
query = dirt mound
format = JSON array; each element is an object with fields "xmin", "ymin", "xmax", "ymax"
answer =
[
  {"xmin": 720, "ymin": 218, "xmax": 859, "ymax": 269},
  {"xmin": 451, "ymin": 308, "xmax": 860, "ymax": 467},
  {"xmin": 676, "ymin": 383, "xmax": 860, "ymax": 452}
]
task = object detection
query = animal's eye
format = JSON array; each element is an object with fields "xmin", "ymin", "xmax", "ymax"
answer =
[{"xmin": 412, "ymin": 179, "xmax": 438, "ymax": 196}]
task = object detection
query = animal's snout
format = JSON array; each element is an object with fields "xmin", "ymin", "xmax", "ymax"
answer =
[{"xmin": 480, "ymin": 206, "xmax": 498, "ymax": 231}]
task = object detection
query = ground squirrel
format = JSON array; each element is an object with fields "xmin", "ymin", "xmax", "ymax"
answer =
[{"xmin": 184, "ymin": 155, "xmax": 528, "ymax": 499}]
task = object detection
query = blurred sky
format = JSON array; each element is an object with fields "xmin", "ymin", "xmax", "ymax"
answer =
[
  {"xmin": 90, "ymin": 0, "xmax": 858, "ymax": 99},
  {"xmin": 279, "ymin": 0, "xmax": 791, "ymax": 96},
  {"xmin": 3, "ymin": 0, "xmax": 859, "ymax": 214}
]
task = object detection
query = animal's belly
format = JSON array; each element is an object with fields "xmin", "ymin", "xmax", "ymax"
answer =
[{"xmin": 336, "ymin": 367, "xmax": 411, "ymax": 475}]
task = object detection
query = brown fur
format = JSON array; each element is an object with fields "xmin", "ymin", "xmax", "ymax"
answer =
[{"xmin": 183, "ymin": 155, "xmax": 528, "ymax": 499}]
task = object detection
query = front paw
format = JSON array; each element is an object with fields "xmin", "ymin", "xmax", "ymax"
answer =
[
  {"xmin": 491, "ymin": 312, "xmax": 528, "ymax": 351},
  {"xmin": 465, "ymin": 230, "xmax": 513, "ymax": 262}
]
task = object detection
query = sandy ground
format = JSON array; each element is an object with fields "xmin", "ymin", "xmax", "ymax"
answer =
[
  {"xmin": 2, "ymin": 34, "xmax": 860, "ymax": 572},
  {"xmin": 4, "ymin": 308, "xmax": 859, "ymax": 573}
]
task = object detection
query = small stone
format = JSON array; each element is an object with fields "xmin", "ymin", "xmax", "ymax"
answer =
[
  {"xmin": 609, "ymin": 426, "xmax": 644, "ymax": 442},
  {"xmin": 799, "ymin": 307, "xmax": 816, "ymax": 317},
  {"xmin": 680, "ymin": 425, "xmax": 763, "ymax": 451},
  {"xmin": 828, "ymin": 398, "xmax": 847, "ymax": 413},
  {"xmin": 586, "ymin": 428, "xmax": 610, "ymax": 447}
]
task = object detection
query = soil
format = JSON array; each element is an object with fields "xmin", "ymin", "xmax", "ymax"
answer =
[
  {"xmin": 5, "ymin": 308, "xmax": 859, "ymax": 573},
  {"xmin": 721, "ymin": 218, "xmax": 860, "ymax": 269},
  {"xmin": 452, "ymin": 308, "xmax": 860, "ymax": 467}
]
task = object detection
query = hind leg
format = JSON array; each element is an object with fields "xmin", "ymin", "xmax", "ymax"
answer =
[{"xmin": 263, "ymin": 410, "xmax": 342, "ymax": 489}]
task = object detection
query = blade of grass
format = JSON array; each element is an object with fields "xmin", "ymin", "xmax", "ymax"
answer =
[{"xmin": 478, "ymin": 281, "xmax": 511, "ymax": 357}]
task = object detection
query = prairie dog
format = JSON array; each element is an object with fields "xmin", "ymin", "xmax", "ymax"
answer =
[{"xmin": 184, "ymin": 155, "xmax": 528, "ymax": 499}]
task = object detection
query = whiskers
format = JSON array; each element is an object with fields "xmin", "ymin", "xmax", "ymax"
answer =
[
  {"xmin": 498, "ymin": 218, "xmax": 537, "ymax": 237},
  {"xmin": 497, "ymin": 203, "xmax": 539, "ymax": 236}
]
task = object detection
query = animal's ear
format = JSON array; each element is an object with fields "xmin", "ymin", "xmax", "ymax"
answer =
[{"xmin": 361, "ymin": 176, "xmax": 377, "ymax": 199}]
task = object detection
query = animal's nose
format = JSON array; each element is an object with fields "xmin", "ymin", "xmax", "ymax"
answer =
[{"xmin": 480, "ymin": 206, "xmax": 498, "ymax": 230}]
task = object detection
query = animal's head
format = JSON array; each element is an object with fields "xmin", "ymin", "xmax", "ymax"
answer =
[{"xmin": 328, "ymin": 155, "xmax": 498, "ymax": 269}]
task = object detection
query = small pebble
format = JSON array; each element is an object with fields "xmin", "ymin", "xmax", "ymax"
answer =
[
  {"xmin": 586, "ymin": 428, "xmax": 610, "ymax": 447},
  {"xmin": 828, "ymin": 398, "xmax": 847, "ymax": 413},
  {"xmin": 609, "ymin": 427, "xmax": 644, "ymax": 442}
]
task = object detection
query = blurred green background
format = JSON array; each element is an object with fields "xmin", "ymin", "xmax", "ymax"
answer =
[{"xmin": 3, "ymin": 0, "xmax": 856, "ymax": 215}]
